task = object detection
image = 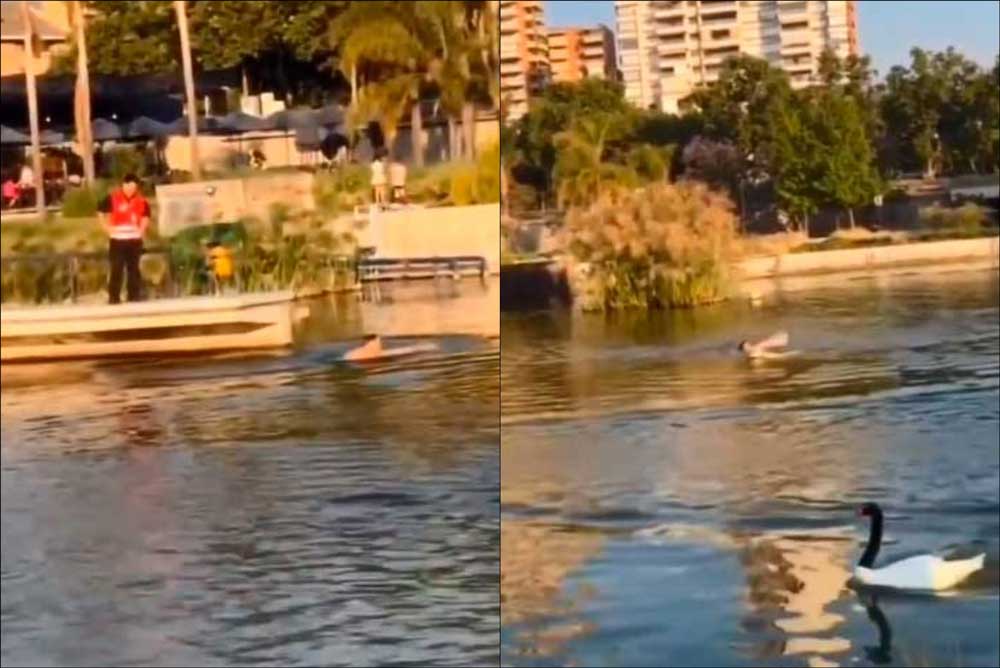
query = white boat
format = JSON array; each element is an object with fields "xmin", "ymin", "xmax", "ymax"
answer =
[{"xmin": 0, "ymin": 292, "xmax": 296, "ymax": 362}]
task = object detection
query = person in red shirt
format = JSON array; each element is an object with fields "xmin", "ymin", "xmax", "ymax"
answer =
[{"xmin": 98, "ymin": 173, "xmax": 151, "ymax": 304}]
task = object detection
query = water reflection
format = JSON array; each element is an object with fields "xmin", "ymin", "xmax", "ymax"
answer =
[
  {"xmin": 501, "ymin": 269, "xmax": 1000, "ymax": 667},
  {"xmin": 2, "ymin": 280, "xmax": 499, "ymax": 667},
  {"xmin": 862, "ymin": 597, "xmax": 893, "ymax": 666}
]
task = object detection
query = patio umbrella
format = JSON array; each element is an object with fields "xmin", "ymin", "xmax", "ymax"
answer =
[
  {"xmin": 268, "ymin": 108, "xmax": 319, "ymax": 131},
  {"xmin": 127, "ymin": 116, "xmax": 173, "ymax": 139},
  {"xmin": 313, "ymin": 104, "xmax": 345, "ymax": 127},
  {"xmin": 216, "ymin": 111, "xmax": 275, "ymax": 133},
  {"xmin": 0, "ymin": 125, "xmax": 29, "ymax": 145},
  {"xmin": 39, "ymin": 128, "xmax": 68, "ymax": 145},
  {"xmin": 166, "ymin": 115, "xmax": 219, "ymax": 135},
  {"xmin": 91, "ymin": 118, "xmax": 123, "ymax": 142}
]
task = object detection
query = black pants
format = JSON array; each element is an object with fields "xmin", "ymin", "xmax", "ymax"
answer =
[{"xmin": 108, "ymin": 238, "xmax": 144, "ymax": 304}]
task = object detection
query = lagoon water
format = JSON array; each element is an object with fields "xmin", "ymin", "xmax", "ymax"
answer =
[
  {"xmin": 501, "ymin": 269, "xmax": 999, "ymax": 667},
  {"xmin": 1, "ymin": 279, "xmax": 499, "ymax": 667}
]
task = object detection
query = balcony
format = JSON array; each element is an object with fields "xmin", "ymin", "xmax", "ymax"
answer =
[
  {"xmin": 658, "ymin": 31, "xmax": 686, "ymax": 43},
  {"xmin": 653, "ymin": 3, "xmax": 685, "ymax": 20},
  {"xmin": 778, "ymin": 1, "xmax": 809, "ymax": 15},
  {"xmin": 780, "ymin": 41, "xmax": 812, "ymax": 56},
  {"xmin": 583, "ymin": 45, "xmax": 606, "ymax": 58},
  {"xmin": 700, "ymin": 10, "xmax": 737, "ymax": 24}
]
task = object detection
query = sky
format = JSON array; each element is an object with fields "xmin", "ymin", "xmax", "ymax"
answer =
[{"xmin": 544, "ymin": 0, "xmax": 1000, "ymax": 76}]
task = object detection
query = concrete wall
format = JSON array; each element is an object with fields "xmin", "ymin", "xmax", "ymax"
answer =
[
  {"xmin": 358, "ymin": 203, "xmax": 501, "ymax": 273},
  {"xmin": 390, "ymin": 116, "xmax": 499, "ymax": 165},
  {"xmin": 739, "ymin": 236, "xmax": 1000, "ymax": 280},
  {"xmin": 162, "ymin": 132, "xmax": 313, "ymax": 174},
  {"xmin": 359, "ymin": 278, "xmax": 498, "ymax": 339},
  {"xmin": 162, "ymin": 115, "xmax": 499, "ymax": 173},
  {"xmin": 156, "ymin": 172, "xmax": 315, "ymax": 236}
]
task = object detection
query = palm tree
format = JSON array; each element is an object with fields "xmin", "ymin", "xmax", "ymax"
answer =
[
  {"xmin": 174, "ymin": 0, "xmax": 201, "ymax": 180},
  {"xmin": 68, "ymin": 0, "xmax": 94, "ymax": 185},
  {"xmin": 20, "ymin": 1, "xmax": 45, "ymax": 214},
  {"xmin": 330, "ymin": 1, "xmax": 491, "ymax": 164},
  {"xmin": 330, "ymin": 1, "xmax": 428, "ymax": 164},
  {"xmin": 554, "ymin": 115, "xmax": 637, "ymax": 209},
  {"xmin": 456, "ymin": 0, "xmax": 499, "ymax": 159}
]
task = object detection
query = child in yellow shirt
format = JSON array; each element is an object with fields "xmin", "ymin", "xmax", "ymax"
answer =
[{"xmin": 205, "ymin": 241, "xmax": 235, "ymax": 294}]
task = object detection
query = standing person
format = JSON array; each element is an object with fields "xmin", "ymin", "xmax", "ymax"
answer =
[
  {"xmin": 389, "ymin": 158, "xmax": 407, "ymax": 204},
  {"xmin": 98, "ymin": 173, "xmax": 150, "ymax": 304},
  {"xmin": 370, "ymin": 149, "xmax": 387, "ymax": 208},
  {"xmin": 18, "ymin": 162, "xmax": 35, "ymax": 207},
  {"xmin": 2, "ymin": 175, "xmax": 21, "ymax": 209}
]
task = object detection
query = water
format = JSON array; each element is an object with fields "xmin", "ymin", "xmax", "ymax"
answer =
[
  {"xmin": 501, "ymin": 269, "xmax": 1000, "ymax": 668},
  {"xmin": 1, "ymin": 280, "xmax": 499, "ymax": 667}
]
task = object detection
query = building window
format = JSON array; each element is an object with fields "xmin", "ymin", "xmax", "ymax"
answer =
[
  {"xmin": 711, "ymin": 29, "xmax": 731, "ymax": 39},
  {"xmin": 781, "ymin": 21, "xmax": 809, "ymax": 30},
  {"xmin": 620, "ymin": 38, "xmax": 638, "ymax": 50}
]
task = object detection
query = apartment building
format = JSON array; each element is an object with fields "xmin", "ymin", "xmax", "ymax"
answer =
[
  {"xmin": 615, "ymin": 0, "xmax": 859, "ymax": 113},
  {"xmin": 548, "ymin": 25, "xmax": 618, "ymax": 84},
  {"xmin": 500, "ymin": 0, "xmax": 550, "ymax": 120}
]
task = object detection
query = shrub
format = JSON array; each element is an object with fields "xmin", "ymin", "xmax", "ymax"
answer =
[
  {"xmin": 61, "ymin": 187, "xmax": 99, "ymax": 218},
  {"xmin": 561, "ymin": 182, "xmax": 738, "ymax": 310},
  {"xmin": 105, "ymin": 146, "xmax": 147, "ymax": 182},
  {"xmin": 919, "ymin": 203, "xmax": 986, "ymax": 233},
  {"xmin": 314, "ymin": 164, "xmax": 371, "ymax": 216},
  {"xmin": 476, "ymin": 141, "xmax": 501, "ymax": 204},
  {"xmin": 449, "ymin": 164, "xmax": 479, "ymax": 206},
  {"xmin": 627, "ymin": 143, "xmax": 673, "ymax": 183}
]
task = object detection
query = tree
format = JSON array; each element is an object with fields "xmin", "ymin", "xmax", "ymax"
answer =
[
  {"xmin": 553, "ymin": 114, "xmax": 636, "ymax": 208},
  {"xmin": 812, "ymin": 94, "xmax": 881, "ymax": 228},
  {"xmin": 21, "ymin": 1, "xmax": 45, "ymax": 214},
  {"xmin": 768, "ymin": 91, "xmax": 880, "ymax": 231},
  {"xmin": 512, "ymin": 78, "xmax": 635, "ymax": 204},
  {"xmin": 190, "ymin": 1, "xmax": 346, "ymax": 103},
  {"xmin": 685, "ymin": 55, "xmax": 792, "ymax": 169},
  {"xmin": 174, "ymin": 0, "xmax": 200, "ymax": 180},
  {"xmin": 767, "ymin": 101, "xmax": 821, "ymax": 232},
  {"xmin": 69, "ymin": 0, "xmax": 95, "ymax": 186},
  {"xmin": 329, "ymin": 1, "xmax": 431, "ymax": 162},
  {"xmin": 71, "ymin": 1, "xmax": 179, "ymax": 76},
  {"xmin": 818, "ymin": 48, "xmax": 883, "ymax": 166},
  {"xmin": 680, "ymin": 137, "xmax": 742, "ymax": 197},
  {"xmin": 60, "ymin": 2, "xmax": 347, "ymax": 104},
  {"xmin": 879, "ymin": 47, "xmax": 992, "ymax": 177}
]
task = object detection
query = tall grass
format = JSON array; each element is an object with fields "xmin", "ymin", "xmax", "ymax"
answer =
[
  {"xmin": 919, "ymin": 203, "xmax": 987, "ymax": 233},
  {"xmin": 1, "ymin": 211, "xmax": 356, "ymax": 304},
  {"xmin": 561, "ymin": 182, "xmax": 738, "ymax": 310}
]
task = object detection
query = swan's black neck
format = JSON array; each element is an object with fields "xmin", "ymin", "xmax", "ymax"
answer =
[{"xmin": 859, "ymin": 508, "xmax": 883, "ymax": 568}]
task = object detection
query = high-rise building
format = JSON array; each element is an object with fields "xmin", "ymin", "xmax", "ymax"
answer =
[
  {"xmin": 500, "ymin": 0, "xmax": 549, "ymax": 120},
  {"xmin": 615, "ymin": 0, "xmax": 859, "ymax": 114},
  {"xmin": 548, "ymin": 25, "xmax": 618, "ymax": 84}
]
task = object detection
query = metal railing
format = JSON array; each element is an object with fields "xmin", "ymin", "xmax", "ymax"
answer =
[{"xmin": 357, "ymin": 256, "xmax": 487, "ymax": 283}]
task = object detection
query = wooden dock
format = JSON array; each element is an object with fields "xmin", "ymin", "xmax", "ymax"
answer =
[{"xmin": 0, "ymin": 292, "xmax": 296, "ymax": 362}]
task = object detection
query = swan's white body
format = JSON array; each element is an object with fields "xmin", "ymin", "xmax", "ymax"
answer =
[{"xmin": 854, "ymin": 553, "xmax": 984, "ymax": 591}]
